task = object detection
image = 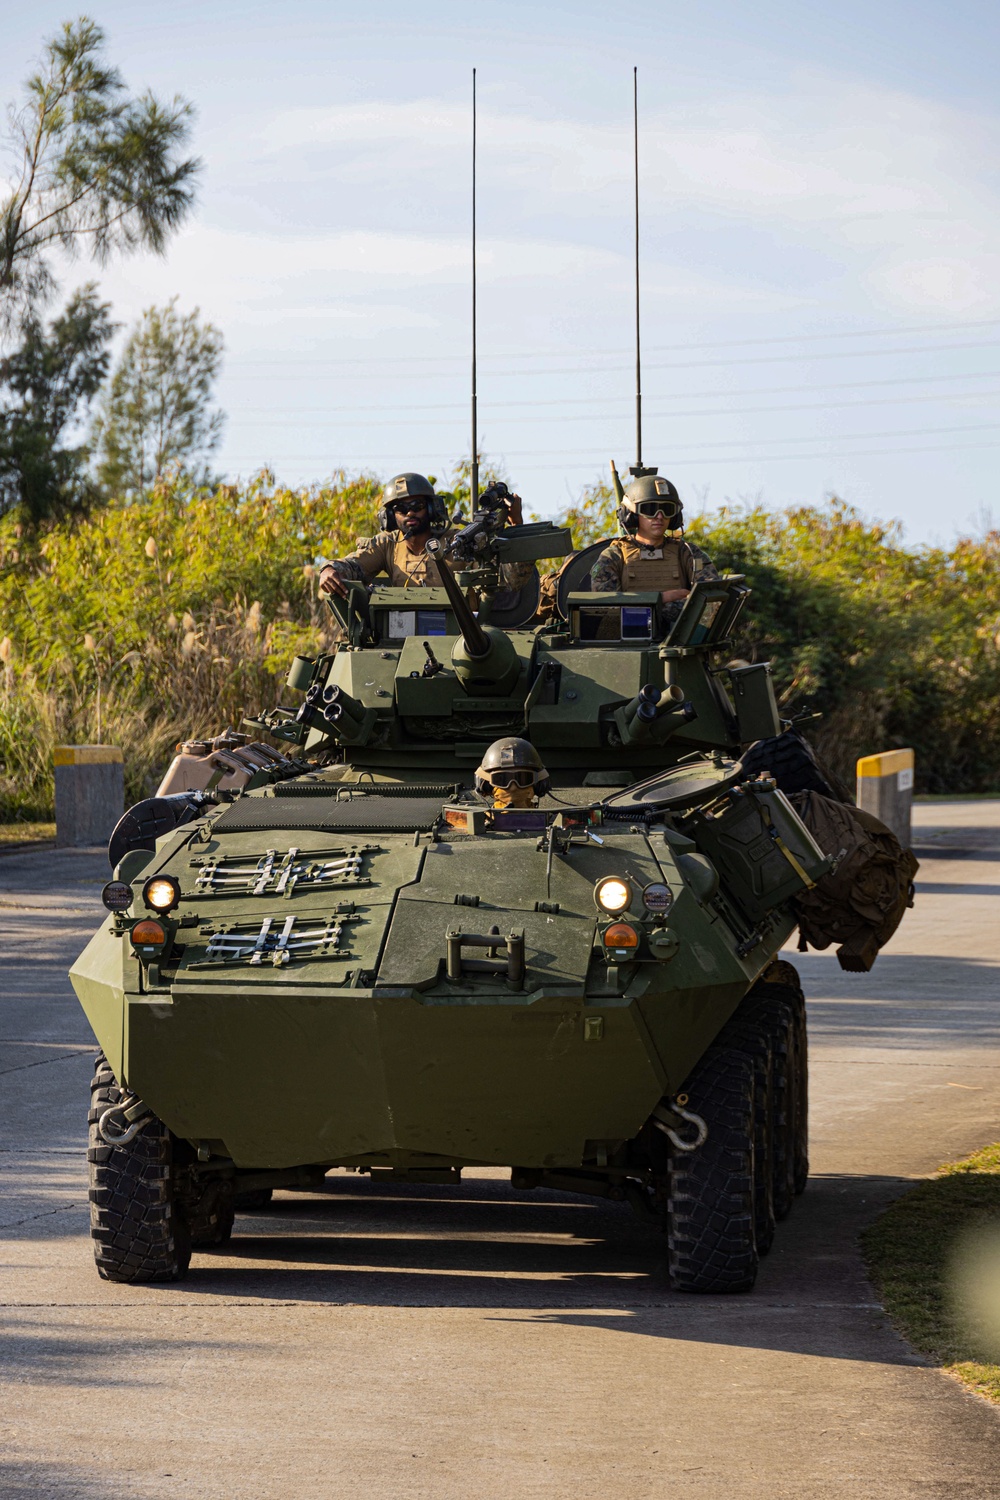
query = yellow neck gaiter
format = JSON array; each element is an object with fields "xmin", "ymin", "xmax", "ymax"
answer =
[{"xmin": 492, "ymin": 783, "xmax": 536, "ymax": 809}]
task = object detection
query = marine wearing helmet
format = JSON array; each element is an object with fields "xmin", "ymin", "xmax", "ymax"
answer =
[
  {"xmin": 590, "ymin": 471, "xmax": 718, "ymax": 622},
  {"xmin": 319, "ymin": 473, "xmax": 533, "ymax": 598},
  {"xmin": 474, "ymin": 737, "xmax": 551, "ymax": 809}
]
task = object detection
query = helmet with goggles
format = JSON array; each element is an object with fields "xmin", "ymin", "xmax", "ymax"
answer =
[
  {"xmin": 474, "ymin": 737, "xmax": 551, "ymax": 801},
  {"xmin": 618, "ymin": 472, "xmax": 683, "ymax": 536},
  {"xmin": 378, "ymin": 473, "xmax": 449, "ymax": 533}
]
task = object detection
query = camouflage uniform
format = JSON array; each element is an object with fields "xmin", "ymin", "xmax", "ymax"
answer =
[
  {"xmin": 328, "ymin": 527, "xmax": 534, "ymax": 597},
  {"xmin": 590, "ymin": 535, "xmax": 720, "ymax": 623}
]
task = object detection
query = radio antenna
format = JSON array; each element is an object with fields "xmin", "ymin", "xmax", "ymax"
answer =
[
  {"xmin": 632, "ymin": 65, "xmax": 643, "ymax": 474},
  {"xmin": 471, "ymin": 67, "xmax": 479, "ymax": 507}
]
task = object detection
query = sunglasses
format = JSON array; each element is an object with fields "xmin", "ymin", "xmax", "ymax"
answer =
[
  {"xmin": 394, "ymin": 499, "xmax": 427, "ymax": 514},
  {"xmin": 635, "ymin": 500, "xmax": 677, "ymax": 518},
  {"xmin": 490, "ymin": 769, "xmax": 536, "ymax": 788}
]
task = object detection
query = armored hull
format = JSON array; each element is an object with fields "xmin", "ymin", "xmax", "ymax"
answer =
[{"xmin": 73, "ymin": 556, "xmax": 827, "ymax": 1289}]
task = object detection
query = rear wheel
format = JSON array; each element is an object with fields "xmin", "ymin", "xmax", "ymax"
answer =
[
  {"xmin": 88, "ymin": 1054, "xmax": 191, "ymax": 1283},
  {"xmin": 743, "ymin": 989, "xmax": 795, "ymax": 1220},
  {"xmin": 719, "ymin": 1015, "xmax": 775, "ymax": 1255},
  {"xmin": 790, "ymin": 987, "xmax": 809, "ymax": 1195},
  {"xmin": 234, "ymin": 1188, "xmax": 273, "ymax": 1212},
  {"xmin": 667, "ymin": 1043, "xmax": 758, "ymax": 1293},
  {"xmin": 759, "ymin": 961, "xmax": 809, "ymax": 1195}
]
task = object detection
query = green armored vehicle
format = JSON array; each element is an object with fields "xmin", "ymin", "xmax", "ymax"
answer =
[{"xmin": 72, "ymin": 501, "xmax": 831, "ymax": 1292}]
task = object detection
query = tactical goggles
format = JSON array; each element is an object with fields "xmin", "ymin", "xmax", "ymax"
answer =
[
  {"xmin": 634, "ymin": 500, "xmax": 677, "ymax": 518},
  {"xmin": 488, "ymin": 769, "xmax": 537, "ymax": 788},
  {"xmin": 393, "ymin": 498, "xmax": 428, "ymax": 514}
]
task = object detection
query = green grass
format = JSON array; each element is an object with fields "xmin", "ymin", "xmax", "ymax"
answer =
[
  {"xmin": 914, "ymin": 792, "xmax": 1000, "ymax": 802},
  {"xmin": 0, "ymin": 821, "xmax": 56, "ymax": 846},
  {"xmin": 862, "ymin": 1142, "xmax": 1000, "ymax": 1403}
]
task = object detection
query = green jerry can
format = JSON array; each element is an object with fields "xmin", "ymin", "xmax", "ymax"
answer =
[{"xmin": 73, "ymin": 506, "xmax": 830, "ymax": 1292}]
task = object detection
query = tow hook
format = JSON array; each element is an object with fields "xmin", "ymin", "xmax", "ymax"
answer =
[
  {"xmin": 652, "ymin": 1096, "xmax": 708, "ymax": 1153},
  {"xmin": 98, "ymin": 1094, "xmax": 154, "ymax": 1145}
]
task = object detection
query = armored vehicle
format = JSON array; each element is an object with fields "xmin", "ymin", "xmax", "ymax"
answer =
[{"xmin": 72, "ymin": 502, "xmax": 830, "ymax": 1292}]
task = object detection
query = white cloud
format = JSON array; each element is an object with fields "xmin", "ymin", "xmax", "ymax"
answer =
[{"xmin": 247, "ymin": 74, "xmax": 1000, "ymax": 316}]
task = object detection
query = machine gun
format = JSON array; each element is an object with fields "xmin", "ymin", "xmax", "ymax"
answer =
[{"xmin": 433, "ymin": 495, "xmax": 573, "ymax": 620}]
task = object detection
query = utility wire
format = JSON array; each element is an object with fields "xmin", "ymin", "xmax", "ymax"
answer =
[
  {"xmin": 216, "ymin": 435, "xmax": 1000, "ymax": 472},
  {"xmin": 225, "ymin": 386, "xmax": 1000, "ymax": 431},
  {"xmin": 221, "ymin": 336, "xmax": 1000, "ymax": 380},
  {"xmin": 225, "ymin": 367, "xmax": 1000, "ymax": 416},
  {"xmin": 218, "ymin": 419, "xmax": 1000, "ymax": 461},
  {"xmin": 230, "ymin": 314, "xmax": 1000, "ymax": 369}
]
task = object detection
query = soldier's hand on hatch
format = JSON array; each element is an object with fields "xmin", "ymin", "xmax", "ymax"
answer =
[
  {"xmin": 503, "ymin": 492, "xmax": 524, "ymax": 526},
  {"xmin": 661, "ymin": 588, "xmax": 688, "ymax": 604},
  {"xmin": 319, "ymin": 565, "xmax": 349, "ymax": 599}
]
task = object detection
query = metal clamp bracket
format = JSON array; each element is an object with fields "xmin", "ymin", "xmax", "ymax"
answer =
[{"xmin": 445, "ymin": 926, "xmax": 525, "ymax": 991}]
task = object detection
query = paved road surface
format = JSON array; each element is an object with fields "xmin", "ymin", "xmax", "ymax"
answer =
[{"xmin": 2, "ymin": 804, "xmax": 999, "ymax": 1497}]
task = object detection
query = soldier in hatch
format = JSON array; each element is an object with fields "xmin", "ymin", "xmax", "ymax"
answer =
[
  {"xmin": 474, "ymin": 737, "xmax": 551, "ymax": 810},
  {"xmin": 318, "ymin": 472, "xmax": 532, "ymax": 599},
  {"xmin": 590, "ymin": 473, "xmax": 718, "ymax": 622}
]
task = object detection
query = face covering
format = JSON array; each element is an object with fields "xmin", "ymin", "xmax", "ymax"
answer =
[{"xmin": 491, "ymin": 782, "xmax": 536, "ymax": 809}]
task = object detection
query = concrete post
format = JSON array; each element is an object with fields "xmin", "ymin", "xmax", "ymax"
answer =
[
  {"xmin": 54, "ymin": 746, "xmax": 125, "ymax": 848},
  {"xmin": 856, "ymin": 748, "xmax": 914, "ymax": 848}
]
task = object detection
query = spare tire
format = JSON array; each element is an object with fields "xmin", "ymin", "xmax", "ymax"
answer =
[
  {"xmin": 740, "ymin": 728, "xmax": 852, "ymax": 804},
  {"xmin": 108, "ymin": 792, "xmax": 207, "ymax": 871}
]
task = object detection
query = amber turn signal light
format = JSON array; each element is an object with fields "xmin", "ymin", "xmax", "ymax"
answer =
[
  {"xmin": 131, "ymin": 918, "xmax": 168, "ymax": 950},
  {"xmin": 602, "ymin": 922, "xmax": 639, "ymax": 951}
]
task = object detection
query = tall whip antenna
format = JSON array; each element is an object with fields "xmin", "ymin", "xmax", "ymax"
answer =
[
  {"xmin": 471, "ymin": 67, "xmax": 479, "ymax": 506},
  {"xmin": 632, "ymin": 65, "xmax": 642, "ymax": 473}
]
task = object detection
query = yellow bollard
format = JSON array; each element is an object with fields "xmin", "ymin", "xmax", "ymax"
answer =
[
  {"xmin": 856, "ymin": 748, "xmax": 914, "ymax": 848},
  {"xmin": 54, "ymin": 745, "xmax": 124, "ymax": 848}
]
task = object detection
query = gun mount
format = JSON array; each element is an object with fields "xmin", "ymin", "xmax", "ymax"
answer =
[{"xmin": 424, "ymin": 536, "xmax": 520, "ymax": 695}]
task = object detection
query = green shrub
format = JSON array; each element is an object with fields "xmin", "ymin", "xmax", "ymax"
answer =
[{"xmin": 2, "ymin": 474, "xmax": 999, "ymax": 817}]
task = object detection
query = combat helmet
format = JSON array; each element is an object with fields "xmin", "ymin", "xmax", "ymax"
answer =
[
  {"xmin": 619, "ymin": 473, "xmax": 683, "ymax": 536},
  {"xmin": 474, "ymin": 737, "xmax": 551, "ymax": 800},
  {"xmin": 378, "ymin": 473, "xmax": 449, "ymax": 533}
]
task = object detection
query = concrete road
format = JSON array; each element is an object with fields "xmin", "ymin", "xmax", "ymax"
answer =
[{"xmin": 2, "ymin": 804, "xmax": 999, "ymax": 1498}]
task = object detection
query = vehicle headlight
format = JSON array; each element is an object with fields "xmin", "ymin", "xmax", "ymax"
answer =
[
  {"xmin": 142, "ymin": 875, "xmax": 182, "ymax": 913},
  {"xmin": 595, "ymin": 877, "xmax": 631, "ymax": 914}
]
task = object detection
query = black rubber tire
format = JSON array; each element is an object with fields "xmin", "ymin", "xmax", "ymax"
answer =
[
  {"xmin": 185, "ymin": 1181, "xmax": 235, "ymax": 1247},
  {"xmin": 789, "ymin": 987, "xmax": 810, "ymax": 1195},
  {"xmin": 756, "ymin": 962, "xmax": 809, "ymax": 1196},
  {"xmin": 719, "ymin": 1014, "xmax": 775, "ymax": 1255},
  {"xmin": 234, "ymin": 1188, "xmax": 273, "ymax": 1212},
  {"xmin": 667, "ymin": 1044, "xmax": 758, "ymax": 1294},
  {"xmin": 740, "ymin": 729, "xmax": 852, "ymax": 804},
  {"xmin": 742, "ymin": 988, "xmax": 795, "ymax": 1221},
  {"xmin": 88, "ymin": 1054, "xmax": 192, "ymax": 1283}
]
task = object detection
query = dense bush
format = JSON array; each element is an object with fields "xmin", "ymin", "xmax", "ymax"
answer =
[
  {"xmin": 688, "ymin": 505, "xmax": 1000, "ymax": 793},
  {"xmin": 0, "ymin": 469, "xmax": 379, "ymax": 816},
  {"xmin": 557, "ymin": 480, "xmax": 1000, "ymax": 793},
  {"xmin": 1, "ymin": 471, "xmax": 998, "ymax": 819}
]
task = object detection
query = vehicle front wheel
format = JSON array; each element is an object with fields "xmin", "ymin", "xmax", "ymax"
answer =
[{"xmin": 87, "ymin": 1054, "xmax": 191, "ymax": 1283}]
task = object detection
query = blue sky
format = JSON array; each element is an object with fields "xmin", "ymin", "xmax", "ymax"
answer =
[{"xmin": 4, "ymin": 1, "xmax": 1000, "ymax": 544}]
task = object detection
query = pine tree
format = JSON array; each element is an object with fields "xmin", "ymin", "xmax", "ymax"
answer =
[
  {"xmin": 94, "ymin": 300, "xmax": 224, "ymax": 493},
  {"xmin": 0, "ymin": 17, "xmax": 199, "ymax": 334},
  {"xmin": 0, "ymin": 285, "xmax": 114, "ymax": 523}
]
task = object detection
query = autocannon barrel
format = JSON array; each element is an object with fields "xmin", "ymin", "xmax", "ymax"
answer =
[{"xmin": 425, "ymin": 542, "xmax": 491, "ymax": 659}]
